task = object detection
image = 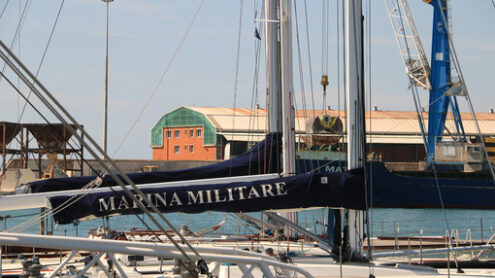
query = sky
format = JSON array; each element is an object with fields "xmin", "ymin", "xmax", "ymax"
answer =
[{"xmin": 0, "ymin": 0, "xmax": 493, "ymax": 159}]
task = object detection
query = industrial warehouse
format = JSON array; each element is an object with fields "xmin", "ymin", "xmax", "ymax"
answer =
[{"xmin": 151, "ymin": 106, "xmax": 495, "ymax": 166}]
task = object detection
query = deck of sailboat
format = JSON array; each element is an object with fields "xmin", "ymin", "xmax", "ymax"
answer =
[
  {"xmin": 1, "ymin": 231, "xmax": 494, "ymax": 278},
  {"xmin": 3, "ymin": 251, "xmax": 495, "ymax": 278}
]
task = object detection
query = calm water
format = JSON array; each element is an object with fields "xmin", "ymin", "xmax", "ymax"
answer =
[{"xmin": 1, "ymin": 208, "xmax": 494, "ymax": 240}]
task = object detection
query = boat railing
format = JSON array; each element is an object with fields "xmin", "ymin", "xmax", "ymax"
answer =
[
  {"xmin": 374, "ymin": 216, "xmax": 495, "ymax": 242},
  {"xmin": 372, "ymin": 242, "xmax": 495, "ymax": 259},
  {"xmin": 372, "ymin": 227, "xmax": 495, "ymax": 265},
  {"xmin": 368, "ymin": 214, "xmax": 495, "ymax": 265},
  {"xmin": 0, "ymin": 232, "xmax": 313, "ymax": 278}
]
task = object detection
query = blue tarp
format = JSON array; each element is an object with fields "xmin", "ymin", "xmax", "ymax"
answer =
[
  {"xmin": 29, "ymin": 133, "xmax": 282, "ymax": 193},
  {"xmin": 49, "ymin": 168, "xmax": 365, "ymax": 224},
  {"xmin": 31, "ymin": 132, "xmax": 366, "ymax": 223}
]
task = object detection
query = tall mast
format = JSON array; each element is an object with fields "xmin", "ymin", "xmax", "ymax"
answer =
[
  {"xmin": 265, "ymin": 0, "xmax": 282, "ymax": 135},
  {"xmin": 345, "ymin": 0, "xmax": 364, "ymax": 258},
  {"xmin": 265, "ymin": 0, "xmax": 295, "ymax": 175},
  {"xmin": 279, "ymin": 0, "xmax": 295, "ymax": 175},
  {"xmin": 264, "ymin": 0, "xmax": 296, "ymax": 239}
]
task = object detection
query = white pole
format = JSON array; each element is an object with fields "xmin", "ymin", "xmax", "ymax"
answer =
[{"xmin": 280, "ymin": 0, "xmax": 295, "ymax": 176}]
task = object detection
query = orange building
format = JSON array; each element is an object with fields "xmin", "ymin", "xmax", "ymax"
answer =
[
  {"xmin": 155, "ymin": 126, "xmax": 216, "ymax": 160},
  {"xmin": 151, "ymin": 106, "xmax": 266, "ymax": 161}
]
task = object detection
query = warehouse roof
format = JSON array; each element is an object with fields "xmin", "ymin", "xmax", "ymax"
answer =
[
  {"xmin": 151, "ymin": 106, "xmax": 495, "ymax": 146},
  {"xmin": 184, "ymin": 106, "xmax": 495, "ymax": 136}
]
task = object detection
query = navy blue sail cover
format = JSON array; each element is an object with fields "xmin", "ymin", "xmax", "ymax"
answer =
[
  {"xmin": 49, "ymin": 168, "xmax": 365, "ymax": 224},
  {"xmin": 29, "ymin": 133, "xmax": 282, "ymax": 193}
]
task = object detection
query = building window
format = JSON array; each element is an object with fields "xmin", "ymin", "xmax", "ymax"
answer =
[
  {"xmin": 184, "ymin": 145, "xmax": 188, "ymax": 151},
  {"xmin": 174, "ymin": 145, "xmax": 180, "ymax": 153},
  {"xmin": 166, "ymin": 130, "xmax": 172, "ymax": 138},
  {"xmin": 184, "ymin": 130, "xmax": 188, "ymax": 136},
  {"xmin": 189, "ymin": 145, "xmax": 194, "ymax": 153},
  {"xmin": 196, "ymin": 129, "xmax": 202, "ymax": 137},
  {"xmin": 190, "ymin": 129, "xmax": 194, "ymax": 137},
  {"xmin": 174, "ymin": 130, "xmax": 180, "ymax": 138}
]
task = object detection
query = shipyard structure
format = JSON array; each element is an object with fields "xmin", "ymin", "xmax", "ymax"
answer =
[{"xmin": 151, "ymin": 106, "xmax": 495, "ymax": 171}]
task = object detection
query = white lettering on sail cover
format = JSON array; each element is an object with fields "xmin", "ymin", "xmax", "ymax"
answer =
[{"xmin": 97, "ymin": 181, "xmax": 290, "ymax": 212}]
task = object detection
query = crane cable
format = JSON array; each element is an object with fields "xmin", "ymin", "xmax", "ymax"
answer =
[{"xmin": 321, "ymin": 0, "xmax": 330, "ymax": 112}]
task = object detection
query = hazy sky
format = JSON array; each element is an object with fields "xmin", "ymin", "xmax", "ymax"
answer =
[{"xmin": 0, "ymin": 0, "xmax": 493, "ymax": 159}]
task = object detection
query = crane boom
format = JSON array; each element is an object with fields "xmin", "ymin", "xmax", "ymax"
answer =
[
  {"xmin": 385, "ymin": 0, "xmax": 466, "ymax": 166},
  {"xmin": 384, "ymin": 0, "xmax": 431, "ymax": 90}
]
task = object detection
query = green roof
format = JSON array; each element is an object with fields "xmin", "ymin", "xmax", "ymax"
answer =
[{"xmin": 151, "ymin": 107, "xmax": 217, "ymax": 148}]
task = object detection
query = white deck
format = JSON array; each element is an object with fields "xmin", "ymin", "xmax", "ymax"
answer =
[{"xmin": 0, "ymin": 233, "xmax": 494, "ymax": 278}]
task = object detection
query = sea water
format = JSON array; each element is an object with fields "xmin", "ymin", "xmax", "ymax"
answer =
[{"xmin": 1, "ymin": 208, "xmax": 494, "ymax": 241}]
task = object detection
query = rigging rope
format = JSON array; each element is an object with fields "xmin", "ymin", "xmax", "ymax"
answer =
[
  {"xmin": 0, "ymin": 5, "xmax": 212, "ymax": 275},
  {"xmin": 364, "ymin": 0, "xmax": 375, "ymax": 274},
  {"xmin": 321, "ymin": 0, "xmax": 329, "ymax": 76},
  {"xmin": 17, "ymin": 0, "xmax": 65, "ymax": 122},
  {"xmin": 0, "ymin": 0, "xmax": 31, "ymax": 83},
  {"xmin": 0, "ymin": 48, "xmax": 101, "ymax": 180},
  {"xmin": 0, "ymin": 11, "xmax": 208, "ymax": 274},
  {"xmin": 336, "ymin": 0, "xmax": 345, "ymax": 169},
  {"xmin": 293, "ymin": 0, "xmax": 308, "ymax": 155},
  {"xmin": 387, "ymin": 0, "xmax": 452, "ymax": 255},
  {"xmin": 302, "ymin": 0, "xmax": 318, "ymax": 173},
  {"xmin": 435, "ymin": 0, "xmax": 495, "ymax": 182},
  {"xmin": 0, "ymin": 3, "xmax": 117, "ymax": 224},
  {"xmin": 429, "ymin": 0, "xmax": 495, "ymax": 261},
  {"xmin": 229, "ymin": 0, "xmax": 244, "ymax": 175},
  {"xmin": 303, "ymin": 0, "xmax": 316, "ymax": 120},
  {"xmin": 341, "ymin": 0, "xmax": 347, "ymax": 164},
  {"xmin": 111, "ymin": 0, "xmax": 206, "ymax": 159},
  {"xmin": 247, "ymin": 0, "xmax": 264, "ymax": 175},
  {"xmin": 0, "ymin": 0, "xmax": 10, "ymax": 20},
  {"xmin": 391, "ymin": 0, "xmax": 430, "ymax": 167},
  {"xmin": 1, "ymin": 66, "xmax": 102, "ymax": 192}
]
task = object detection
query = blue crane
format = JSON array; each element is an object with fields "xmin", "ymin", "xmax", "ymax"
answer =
[{"xmin": 425, "ymin": 0, "xmax": 466, "ymax": 165}]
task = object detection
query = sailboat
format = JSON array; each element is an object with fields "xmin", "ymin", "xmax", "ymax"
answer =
[
  {"xmin": 4, "ymin": 1, "xmax": 494, "ymax": 214},
  {"xmin": 0, "ymin": 0, "xmax": 494, "ymax": 277}
]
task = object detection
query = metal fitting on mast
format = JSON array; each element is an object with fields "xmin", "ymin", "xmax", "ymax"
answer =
[{"xmin": 321, "ymin": 75, "xmax": 329, "ymax": 92}]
